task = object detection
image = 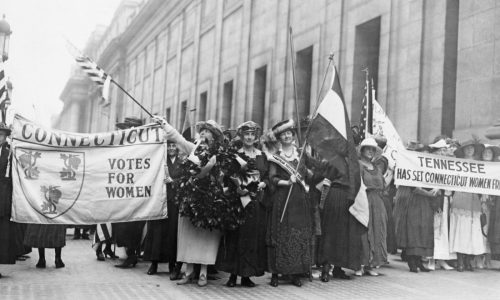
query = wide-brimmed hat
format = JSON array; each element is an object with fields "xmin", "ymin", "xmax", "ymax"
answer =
[
  {"xmin": 406, "ymin": 141, "xmax": 427, "ymax": 152},
  {"xmin": 198, "ymin": 120, "xmax": 224, "ymax": 142},
  {"xmin": 483, "ymin": 144, "xmax": 500, "ymax": 160},
  {"xmin": 454, "ymin": 139, "xmax": 485, "ymax": 158},
  {"xmin": 359, "ymin": 137, "xmax": 382, "ymax": 157},
  {"xmin": 272, "ymin": 119, "xmax": 295, "ymax": 137},
  {"xmin": 0, "ymin": 123, "xmax": 11, "ymax": 136},
  {"xmin": 116, "ymin": 117, "xmax": 143, "ymax": 129},
  {"xmin": 237, "ymin": 121, "xmax": 261, "ymax": 136}
]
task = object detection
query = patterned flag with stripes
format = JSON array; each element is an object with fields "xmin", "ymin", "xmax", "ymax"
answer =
[
  {"xmin": 0, "ymin": 61, "xmax": 6, "ymax": 102},
  {"xmin": 359, "ymin": 75, "xmax": 373, "ymax": 141},
  {"xmin": 75, "ymin": 55, "xmax": 112, "ymax": 106},
  {"xmin": 92, "ymin": 223, "xmax": 113, "ymax": 247}
]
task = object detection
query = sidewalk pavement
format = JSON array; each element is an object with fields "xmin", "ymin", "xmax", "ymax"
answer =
[{"xmin": 1, "ymin": 237, "xmax": 500, "ymax": 300}]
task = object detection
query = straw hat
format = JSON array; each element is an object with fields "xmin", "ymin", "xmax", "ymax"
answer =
[
  {"xmin": 453, "ymin": 139, "xmax": 485, "ymax": 158},
  {"xmin": 359, "ymin": 137, "xmax": 382, "ymax": 157}
]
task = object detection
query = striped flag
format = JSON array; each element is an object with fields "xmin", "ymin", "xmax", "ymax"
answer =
[
  {"xmin": 93, "ymin": 223, "xmax": 113, "ymax": 247},
  {"xmin": 307, "ymin": 66, "xmax": 361, "ymax": 200},
  {"xmin": 0, "ymin": 61, "xmax": 7, "ymax": 102},
  {"xmin": 75, "ymin": 55, "xmax": 112, "ymax": 106},
  {"xmin": 359, "ymin": 74, "xmax": 373, "ymax": 141}
]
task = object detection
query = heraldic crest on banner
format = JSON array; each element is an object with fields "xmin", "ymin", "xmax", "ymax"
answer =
[{"xmin": 14, "ymin": 147, "xmax": 85, "ymax": 219}]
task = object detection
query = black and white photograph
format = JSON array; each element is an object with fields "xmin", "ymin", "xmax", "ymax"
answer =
[{"xmin": 0, "ymin": 0, "xmax": 499, "ymax": 299}]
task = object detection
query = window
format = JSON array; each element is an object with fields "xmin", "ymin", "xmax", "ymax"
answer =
[
  {"xmin": 166, "ymin": 107, "xmax": 171, "ymax": 123},
  {"xmin": 221, "ymin": 80, "xmax": 233, "ymax": 129},
  {"xmin": 252, "ymin": 65, "xmax": 267, "ymax": 127},
  {"xmin": 180, "ymin": 100, "xmax": 188, "ymax": 130},
  {"xmin": 296, "ymin": 46, "xmax": 313, "ymax": 118},
  {"xmin": 352, "ymin": 17, "xmax": 381, "ymax": 122},
  {"xmin": 199, "ymin": 91, "xmax": 208, "ymax": 121}
]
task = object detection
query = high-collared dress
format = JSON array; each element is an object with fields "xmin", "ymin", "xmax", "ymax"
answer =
[
  {"xmin": 216, "ymin": 148, "xmax": 268, "ymax": 277},
  {"xmin": 143, "ymin": 154, "xmax": 182, "ymax": 263}
]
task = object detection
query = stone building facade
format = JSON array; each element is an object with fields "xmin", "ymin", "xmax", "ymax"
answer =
[{"xmin": 55, "ymin": 0, "xmax": 500, "ymax": 144}]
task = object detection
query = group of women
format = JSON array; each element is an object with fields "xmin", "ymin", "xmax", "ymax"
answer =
[
  {"xmin": 394, "ymin": 137, "xmax": 500, "ymax": 273},
  {"xmin": 2, "ymin": 115, "xmax": 500, "ymax": 288}
]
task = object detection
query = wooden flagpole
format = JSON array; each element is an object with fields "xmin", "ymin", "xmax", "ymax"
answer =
[
  {"xmin": 279, "ymin": 53, "xmax": 335, "ymax": 224},
  {"xmin": 288, "ymin": 27, "xmax": 302, "ymax": 145}
]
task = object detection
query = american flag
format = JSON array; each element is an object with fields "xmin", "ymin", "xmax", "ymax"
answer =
[
  {"xmin": 0, "ymin": 61, "xmax": 6, "ymax": 102},
  {"xmin": 359, "ymin": 73, "xmax": 373, "ymax": 141},
  {"xmin": 75, "ymin": 55, "xmax": 112, "ymax": 105}
]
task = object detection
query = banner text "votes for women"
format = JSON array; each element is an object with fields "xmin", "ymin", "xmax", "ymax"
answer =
[
  {"xmin": 10, "ymin": 114, "xmax": 168, "ymax": 225},
  {"xmin": 395, "ymin": 149, "xmax": 500, "ymax": 195}
]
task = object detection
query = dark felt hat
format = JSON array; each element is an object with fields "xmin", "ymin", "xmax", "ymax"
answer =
[
  {"xmin": 116, "ymin": 117, "xmax": 143, "ymax": 129},
  {"xmin": 0, "ymin": 123, "xmax": 11, "ymax": 136}
]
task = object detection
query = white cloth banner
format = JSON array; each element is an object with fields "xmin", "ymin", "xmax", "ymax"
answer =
[
  {"xmin": 11, "ymin": 114, "xmax": 168, "ymax": 224},
  {"xmin": 372, "ymin": 99, "xmax": 404, "ymax": 167},
  {"xmin": 395, "ymin": 148, "xmax": 500, "ymax": 195}
]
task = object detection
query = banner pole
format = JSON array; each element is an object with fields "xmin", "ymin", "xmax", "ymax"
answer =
[
  {"xmin": 280, "ymin": 53, "xmax": 334, "ymax": 223},
  {"xmin": 111, "ymin": 79, "xmax": 154, "ymax": 118}
]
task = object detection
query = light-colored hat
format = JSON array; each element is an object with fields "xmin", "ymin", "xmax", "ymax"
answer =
[{"xmin": 359, "ymin": 137, "xmax": 382, "ymax": 156}]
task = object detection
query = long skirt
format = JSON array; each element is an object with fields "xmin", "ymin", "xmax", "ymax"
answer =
[
  {"xmin": 143, "ymin": 201, "xmax": 179, "ymax": 263},
  {"xmin": 0, "ymin": 217, "xmax": 19, "ymax": 264},
  {"xmin": 176, "ymin": 216, "xmax": 221, "ymax": 265},
  {"xmin": 216, "ymin": 200, "xmax": 267, "ymax": 277},
  {"xmin": 113, "ymin": 221, "xmax": 145, "ymax": 249},
  {"xmin": 449, "ymin": 192, "xmax": 485, "ymax": 255},
  {"xmin": 433, "ymin": 196, "xmax": 456, "ymax": 260},
  {"xmin": 488, "ymin": 197, "xmax": 500, "ymax": 257},
  {"xmin": 24, "ymin": 224, "xmax": 66, "ymax": 248},
  {"xmin": 267, "ymin": 183, "xmax": 312, "ymax": 275},
  {"xmin": 317, "ymin": 187, "xmax": 364, "ymax": 271},
  {"xmin": 361, "ymin": 190, "xmax": 388, "ymax": 267}
]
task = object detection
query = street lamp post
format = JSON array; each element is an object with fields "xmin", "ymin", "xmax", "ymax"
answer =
[
  {"xmin": 0, "ymin": 15, "xmax": 11, "ymax": 124},
  {"xmin": 0, "ymin": 14, "xmax": 12, "ymax": 62}
]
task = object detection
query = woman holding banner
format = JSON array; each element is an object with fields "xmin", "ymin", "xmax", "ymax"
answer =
[
  {"xmin": 450, "ymin": 139, "xmax": 486, "ymax": 272},
  {"xmin": 0, "ymin": 124, "xmax": 20, "ymax": 278},
  {"xmin": 266, "ymin": 119, "xmax": 313, "ymax": 287},
  {"xmin": 357, "ymin": 137, "xmax": 387, "ymax": 276}
]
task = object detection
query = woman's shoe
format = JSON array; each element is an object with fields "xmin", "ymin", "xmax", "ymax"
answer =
[
  {"xmin": 177, "ymin": 273, "xmax": 194, "ymax": 285},
  {"xmin": 291, "ymin": 276, "xmax": 302, "ymax": 287},
  {"xmin": 170, "ymin": 263, "xmax": 182, "ymax": 281},
  {"xmin": 36, "ymin": 259, "xmax": 46, "ymax": 269},
  {"xmin": 147, "ymin": 263, "xmax": 158, "ymax": 275},
  {"xmin": 426, "ymin": 258, "xmax": 435, "ymax": 271},
  {"xmin": 320, "ymin": 271, "xmax": 329, "ymax": 282},
  {"xmin": 55, "ymin": 258, "xmax": 65, "ymax": 269},
  {"xmin": 354, "ymin": 269, "xmax": 363, "ymax": 277},
  {"xmin": 365, "ymin": 269, "xmax": 379, "ymax": 276},
  {"xmin": 241, "ymin": 277, "xmax": 255, "ymax": 287},
  {"xmin": 96, "ymin": 251, "xmax": 105, "ymax": 261},
  {"xmin": 437, "ymin": 260, "xmax": 454, "ymax": 270},
  {"xmin": 331, "ymin": 268, "xmax": 352, "ymax": 280},
  {"xmin": 115, "ymin": 257, "xmax": 137, "ymax": 268},
  {"xmin": 103, "ymin": 248, "xmax": 119, "ymax": 259},
  {"xmin": 198, "ymin": 274, "xmax": 208, "ymax": 287},
  {"xmin": 465, "ymin": 255, "xmax": 474, "ymax": 272},
  {"xmin": 226, "ymin": 274, "xmax": 237, "ymax": 287},
  {"xmin": 408, "ymin": 256, "xmax": 418, "ymax": 273},
  {"xmin": 270, "ymin": 275, "xmax": 279, "ymax": 287}
]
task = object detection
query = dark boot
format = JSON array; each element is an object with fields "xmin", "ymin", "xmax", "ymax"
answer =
[
  {"xmin": 36, "ymin": 248, "xmax": 46, "ymax": 268},
  {"xmin": 408, "ymin": 256, "xmax": 418, "ymax": 273},
  {"xmin": 457, "ymin": 253, "xmax": 465, "ymax": 272},
  {"xmin": 55, "ymin": 247, "xmax": 65, "ymax": 268},
  {"xmin": 331, "ymin": 266, "xmax": 351, "ymax": 279},
  {"xmin": 226, "ymin": 274, "xmax": 237, "ymax": 287},
  {"xmin": 416, "ymin": 256, "xmax": 431, "ymax": 272},
  {"xmin": 169, "ymin": 262, "xmax": 182, "ymax": 281},
  {"xmin": 147, "ymin": 261, "xmax": 158, "ymax": 275},
  {"xmin": 320, "ymin": 265, "xmax": 329, "ymax": 282},
  {"xmin": 115, "ymin": 248, "xmax": 138, "ymax": 268},
  {"xmin": 96, "ymin": 243, "xmax": 105, "ymax": 261},
  {"xmin": 81, "ymin": 229, "xmax": 90, "ymax": 240},
  {"xmin": 465, "ymin": 255, "xmax": 474, "ymax": 272},
  {"xmin": 241, "ymin": 277, "xmax": 255, "ymax": 287},
  {"xmin": 103, "ymin": 242, "xmax": 119, "ymax": 259},
  {"xmin": 270, "ymin": 273, "xmax": 279, "ymax": 287}
]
